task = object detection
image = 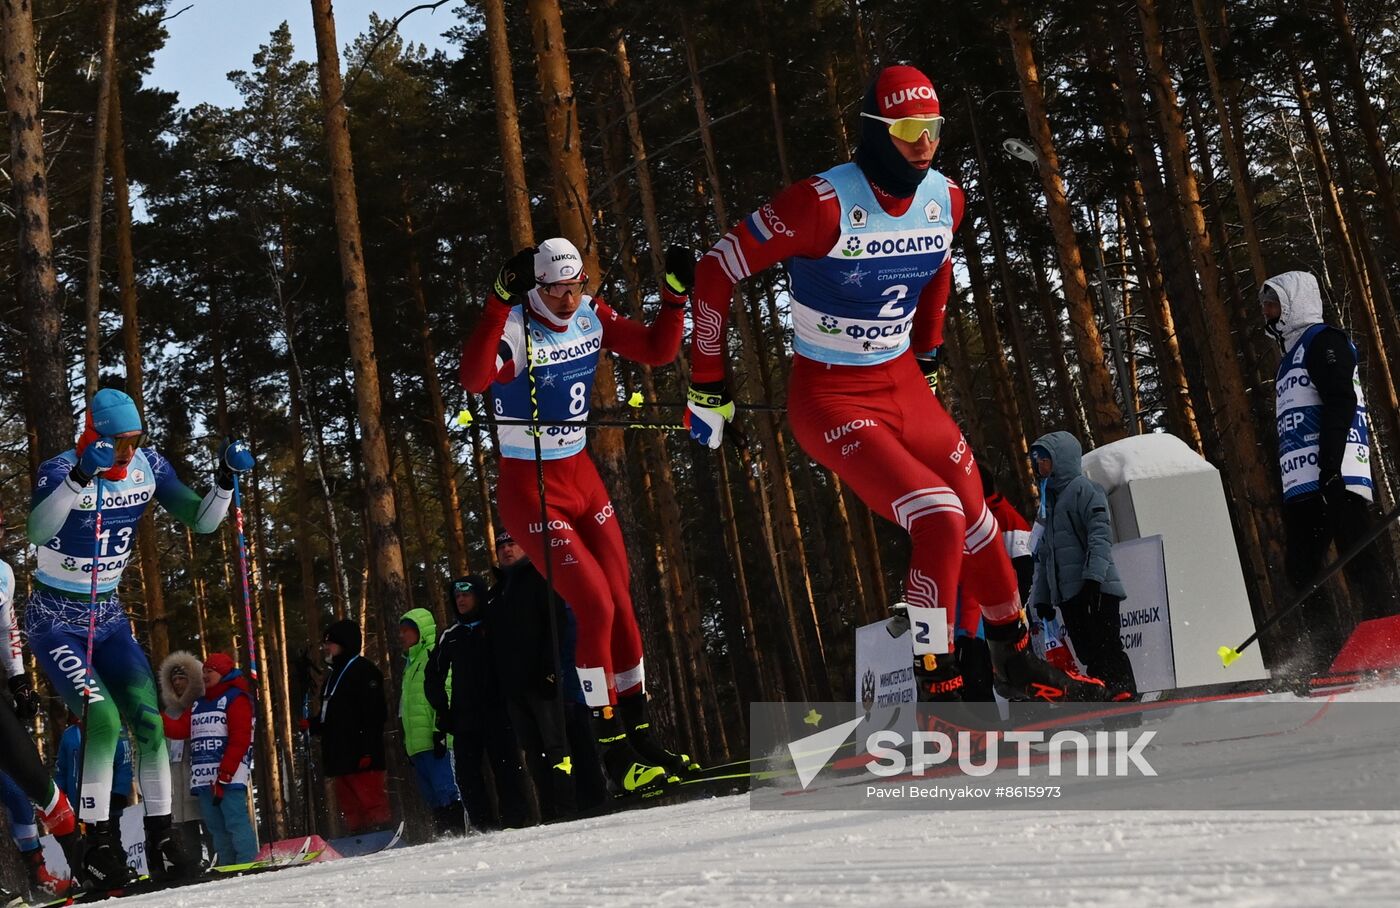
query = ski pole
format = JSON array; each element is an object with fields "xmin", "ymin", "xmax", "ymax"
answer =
[
  {"xmin": 230, "ymin": 471, "xmax": 273, "ymax": 852},
  {"xmin": 522, "ymin": 311, "xmax": 569, "ymax": 719},
  {"xmin": 231, "ymin": 474, "xmax": 258, "ymax": 683},
  {"xmin": 468, "ymin": 415, "xmax": 688, "ymax": 431},
  {"xmin": 74, "ymin": 476, "xmax": 103, "ymax": 821},
  {"xmin": 1219, "ymin": 498, "xmax": 1400, "ymax": 667},
  {"xmin": 456, "ymin": 410, "xmax": 750, "ymax": 446}
]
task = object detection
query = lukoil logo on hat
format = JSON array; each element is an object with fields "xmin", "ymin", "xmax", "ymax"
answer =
[
  {"xmin": 535, "ymin": 237, "xmax": 586, "ymax": 285},
  {"xmin": 875, "ymin": 65, "xmax": 940, "ymax": 119}
]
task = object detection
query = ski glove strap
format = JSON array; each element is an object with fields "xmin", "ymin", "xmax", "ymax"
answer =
[
  {"xmin": 685, "ymin": 382, "xmax": 735, "ymax": 450},
  {"xmin": 664, "ymin": 245, "xmax": 696, "ymax": 296},
  {"xmin": 916, "ymin": 347, "xmax": 942, "ymax": 393},
  {"xmin": 494, "ymin": 246, "xmax": 538, "ymax": 302}
]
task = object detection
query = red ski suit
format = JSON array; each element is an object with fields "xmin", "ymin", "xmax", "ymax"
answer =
[
  {"xmin": 692, "ymin": 172, "xmax": 1021, "ymax": 651},
  {"xmin": 461, "ymin": 290, "xmax": 684, "ymax": 705}
]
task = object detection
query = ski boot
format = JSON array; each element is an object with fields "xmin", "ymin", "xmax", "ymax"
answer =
[
  {"xmin": 985, "ymin": 618, "xmax": 1109, "ymax": 702},
  {"xmin": 433, "ymin": 802, "xmax": 468, "ymax": 839},
  {"xmin": 618, "ymin": 693, "xmax": 699, "ymax": 780},
  {"xmin": 592, "ymin": 705, "xmax": 672, "ymax": 796},
  {"xmin": 23, "ymin": 845, "xmax": 73, "ymax": 901},
  {"xmin": 81, "ymin": 820, "xmax": 134, "ymax": 890},
  {"xmin": 145, "ymin": 813, "xmax": 200, "ymax": 882}
]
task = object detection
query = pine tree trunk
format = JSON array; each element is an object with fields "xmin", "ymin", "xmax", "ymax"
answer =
[
  {"xmin": 1189, "ymin": 0, "xmax": 1267, "ymax": 287},
  {"xmin": 529, "ymin": 0, "xmax": 672, "ymax": 711},
  {"xmin": 1312, "ymin": 62, "xmax": 1400, "ymax": 389},
  {"xmin": 962, "ymin": 226, "xmax": 1034, "ymax": 486},
  {"xmin": 108, "ymin": 85, "xmax": 171, "ymax": 665},
  {"xmin": 944, "ymin": 298, "xmax": 987, "ymax": 453},
  {"xmin": 186, "ymin": 528, "xmax": 210, "ymax": 660},
  {"xmin": 846, "ymin": 0, "xmax": 871, "ymax": 81},
  {"xmin": 756, "ymin": 0, "xmax": 791, "ymax": 184},
  {"xmin": 483, "ymin": 0, "xmax": 534, "ymax": 249},
  {"xmin": 1005, "ymin": 8, "xmax": 1126, "ymax": 443},
  {"xmin": 1291, "ymin": 56, "xmax": 1400, "ymax": 505},
  {"xmin": 82, "ymin": 0, "xmax": 118, "ymax": 399},
  {"xmin": 1119, "ymin": 186, "xmax": 1202, "ymax": 450},
  {"xmin": 1027, "ymin": 242, "xmax": 1089, "ymax": 444},
  {"xmin": 244, "ymin": 448, "xmax": 287, "ymax": 840},
  {"xmin": 1137, "ymin": 0, "xmax": 1284, "ymax": 621},
  {"xmin": 282, "ymin": 323, "xmax": 323, "ymax": 645},
  {"xmin": 401, "ymin": 188, "xmax": 471, "ymax": 576},
  {"xmin": 1329, "ymin": 0, "xmax": 1400, "ymax": 265},
  {"xmin": 682, "ymin": 14, "xmax": 831, "ymax": 697},
  {"xmin": 310, "ymin": 0, "xmax": 410, "ymax": 632},
  {"xmin": 822, "ymin": 50, "xmax": 851, "ymax": 159},
  {"xmin": 1091, "ymin": 39, "xmax": 1201, "ymax": 449},
  {"xmin": 965, "ymin": 92, "xmax": 1040, "ymax": 447},
  {"xmin": 1184, "ymin": 95, "xmax": 1266, "ymax": 406},
  {"xmin": 107, "ymin": 86, "xmax": 170, "ymax": 657},
  {"xmin": 2, "ymin": 0, "xmax": 73, "ymax": 458},
  {"xmin": 398, "ymin": 431, "xmax": 448, "ymax": 628},
  {"xmin": 1106, "ymin": 19, "xmax": 1218, "ymax": 460},
  {"xmin": 597, "ymin": 100, "xmax": 721, "ymax": 757}
]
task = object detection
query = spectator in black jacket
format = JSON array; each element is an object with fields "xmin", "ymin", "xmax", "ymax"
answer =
[
  {"xmin": 309, "ymin": 620, "xmax": 390, "ymax": 834},
  {"xmin": 489, "ymin": 532, "xmax": 609, "ymax": 819},
  {"xmin": 425, "ymin": 576, "xmax": 527, "ymax": 830}
]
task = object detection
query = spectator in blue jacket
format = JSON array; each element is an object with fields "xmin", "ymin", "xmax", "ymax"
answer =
[{"xmin": 1028, "ymin": 431, "xmax": 1137, "ymax": 701}]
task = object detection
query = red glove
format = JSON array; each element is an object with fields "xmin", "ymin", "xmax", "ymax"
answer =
[
  {"xmin": 212, "ymin": 769, "xmax": 234, "ymax": 807},
  {"xmin": 357, "ymin": 755, "xmax": 372, "ymax": 770},
  {"xmin": 297, "ymin": 718, "xmax": 310, "ymax": 731}
]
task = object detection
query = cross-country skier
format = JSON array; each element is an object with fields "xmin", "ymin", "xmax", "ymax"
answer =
[
  {"xmin": 685, "ymin": 64, "xmax": 1107, "ymax": 703},
  {"xmin": 24, "ymin": 388, "xmax": 254, "ymax": 886},
  {"xmin": 1, "ymin": 507, "xmax": 79, "ymax": 900},
  {"xmin": 459, "ymin": 238, "xmax": 697, "ymax": 793}
]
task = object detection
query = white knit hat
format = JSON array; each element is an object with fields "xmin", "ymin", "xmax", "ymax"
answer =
[{"xmin": 533, "ymin": 237, "xmax": 586, "ymax": 285}]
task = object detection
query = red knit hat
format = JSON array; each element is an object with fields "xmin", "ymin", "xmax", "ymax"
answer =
[
  {"xmin": 873, "ymin": 65, "xmax": 940, "ymax": 119},
  {"xmin": 204, "ymin": 653, "xmax": 236, "ymax": 678}
]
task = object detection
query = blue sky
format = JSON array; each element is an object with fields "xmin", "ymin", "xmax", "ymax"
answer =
[{"xmin": 149, "ymin": 0, "xmax": 459, "ymax": 110}]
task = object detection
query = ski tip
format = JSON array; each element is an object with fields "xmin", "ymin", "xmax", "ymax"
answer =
[{"xmin": 1218, "ymin": 645, "xmax": 1242, "ymax": 668}]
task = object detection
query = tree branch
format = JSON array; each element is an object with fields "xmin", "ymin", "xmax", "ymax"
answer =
[{"xmin": 339, "ymin": 0, "xmax": 456, "ymax": 104}]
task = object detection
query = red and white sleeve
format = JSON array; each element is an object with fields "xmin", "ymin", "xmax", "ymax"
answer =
[{"xmin": 689, "ymin": 178, "xmax": 840, "ymax": 383}]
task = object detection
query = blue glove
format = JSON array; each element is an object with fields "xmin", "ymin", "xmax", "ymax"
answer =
[
  {"xmin": 217, "ymin": 438, "xmax": 254, "ymax": 490},
  {"xmin": 686, "ymin": 382, "xmax": 735, "ymax": 450},
  {"xmin": 77, "ymin": 437, "xmax": 117, "ymax": 480},
  {"xmin": 220, "ymin": 438, "xmax": 255, "ymax": 473}
]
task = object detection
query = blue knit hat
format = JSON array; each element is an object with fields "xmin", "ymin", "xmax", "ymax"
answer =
[{"xmin": 89, "ymin": 389, "xmax": 142, "ymax": 436}]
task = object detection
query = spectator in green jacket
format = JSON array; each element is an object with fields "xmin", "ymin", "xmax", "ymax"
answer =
[{"xmin": 399, "ymin": 608, "xmax": 463, "ymax": 837}]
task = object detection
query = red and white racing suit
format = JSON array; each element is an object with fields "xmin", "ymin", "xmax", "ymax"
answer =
[
  {"xmin": 692, "ymin": 163, "xmax": 1020, "ymax": 652},
  {"xmin": 461, "ymin": 288, "xmax": 684, "ymax": 706}
]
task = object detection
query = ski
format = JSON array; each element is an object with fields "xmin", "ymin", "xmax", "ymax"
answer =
[{"xmin": 29, "ymin": 839, "xmax": 326, "ymax": 906}]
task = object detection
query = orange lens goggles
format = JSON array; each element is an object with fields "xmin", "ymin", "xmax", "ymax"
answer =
[{"xmin": 113, "ymin": 434, "xmax": 146, "ymax": 454}]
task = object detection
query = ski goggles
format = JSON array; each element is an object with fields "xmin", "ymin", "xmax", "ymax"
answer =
[
  {"xmin": 452, "ymin": 580, "xmax": 478, "ymax": 595},
  {"xmin": 860, "ymin": 112, "xmax": 944, "ymax": 143},
  {"xmin": 113, "ymin": 432, "xmax": 147, "ymax": 455},
  {"xmin": 540, "ymin": 275, "xmax": 589, "ymax": 296}
]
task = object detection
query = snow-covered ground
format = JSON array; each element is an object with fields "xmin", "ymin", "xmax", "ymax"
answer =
[{"xmin": 132, "ymin": 684, "xmax": 1400, "ymax": 907}]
